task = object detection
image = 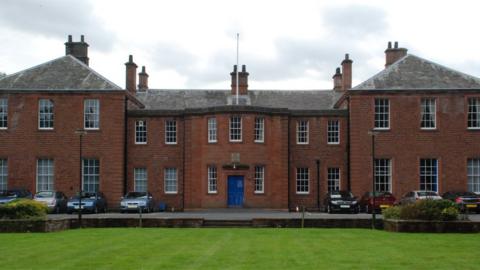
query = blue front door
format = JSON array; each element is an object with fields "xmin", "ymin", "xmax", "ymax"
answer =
[{"xmin": 227, "ymin": 176, "xmax": 244, "ymax": 207}]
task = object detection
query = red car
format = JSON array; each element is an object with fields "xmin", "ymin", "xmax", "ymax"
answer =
[{"xmin": 359, "ymin": 192, "xmax": 396, "ymax": 213}]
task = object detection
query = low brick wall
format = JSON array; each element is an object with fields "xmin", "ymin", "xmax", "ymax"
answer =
[
  {"xmin": 384, "ymin": 219, "xmax": 480, "ymax": 233},
  {"xmin": 0, "ymin": 219, "xmax": 70, "ymax": 233},
  {"xmin": 70, "ymin": 218, "xmax": 204, "ymax": 229},
  {"xmin": 252, "ymin": 218, "xmax": 383, "ymax": 228}
]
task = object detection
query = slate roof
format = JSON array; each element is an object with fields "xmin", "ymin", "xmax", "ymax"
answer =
[
  {"xmin": 353, "ymin": 54, "xmax": 480, "ymax": 90},
  {"xmin": 133, "ymin": 89, "xmax": 344, "ymax": 111},
  {"xmin": 0, "ymin": 55, "xmax": 122, "ymax": 91}
]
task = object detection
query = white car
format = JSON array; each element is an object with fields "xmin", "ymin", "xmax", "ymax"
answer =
[{"xmin": 399, "ymin": 190, "xmax": 442, "ymax": 205}]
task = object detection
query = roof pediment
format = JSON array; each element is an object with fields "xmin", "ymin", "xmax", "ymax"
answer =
[
  {"xmin": 353, "ymin": 54, "xmax": 480, "ymax": 91},
  {"xmin": 0, "ymin": 55, "xmax": 121, "ymax": 91}
]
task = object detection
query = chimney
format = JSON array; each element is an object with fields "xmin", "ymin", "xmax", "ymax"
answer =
[
  {"xmin": 138, "ymin": 66, "xmax": 149, "ymax": 91},
  {"xmin": 341, "ymin": 53, "xmax": 353, "ymax": 90},
  {"xmin": 230, "ymin": 64, "xmax": 249, "ymax": 95},
  {"xmin": 385, "ymin": 41, "xmax": 408, "ymax": 68},
  {"xmin": 125, "ymin": 55, "xmax": 138, "ymax": 94},
  {"xmin": 332, "ymin": 67, "xmax": 343, "ymax": 91},
  {"xmin": 65, "ymin": 35, "xmax": 89, "ymax": 66}
]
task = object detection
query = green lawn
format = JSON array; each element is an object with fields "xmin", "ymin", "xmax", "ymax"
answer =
[{"xmin": 0, "ymin": 228, "xmax": 479, "ymax": 270}]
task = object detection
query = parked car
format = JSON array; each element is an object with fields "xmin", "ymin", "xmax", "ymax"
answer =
[
  {"xmin": 324, "ymin": 190, "xmax": 359, "ymax": 214},
  {"xmin": 398, "ymin": 190, "xmax": 442, "ymax": 205},
  {"xmin": 120, "ymin": 192, "xmax": 155, "ymax": 213},
  {"xmin": 67, "ymin": 192, "xmax": 107, "ymax": 214},
  {"xmin": 359, "ymin": 191, "xmax": 396, "ymax": 213},
  {"xmin": 442, "ymin": 191, "xmax": 480, "ymax": 213},
  {"xmin": 0, "ymin": 189, "xmax": 33, "ymax": 204},
  {"xmin": 34, "ymin": 191, "xmax": 68, "ymax": 213}
]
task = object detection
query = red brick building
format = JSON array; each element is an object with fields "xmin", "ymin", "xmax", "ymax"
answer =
[{"xmin": 0, "ymin": 37, "xmax": 479, "ymax": 210}]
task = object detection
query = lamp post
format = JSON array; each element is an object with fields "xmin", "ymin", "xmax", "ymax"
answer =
[
  {"xmin": 75, "ymin": 129, "xmax": 87, "ymax": 228},
  {"xmin": 368, "ymin": 130, "xmax": 379, "ymax": 229}
]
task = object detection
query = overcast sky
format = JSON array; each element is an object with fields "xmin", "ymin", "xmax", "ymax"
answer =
[{"xmin": 1, "ymin": 0, "xmax": 479, "ymax": 90}]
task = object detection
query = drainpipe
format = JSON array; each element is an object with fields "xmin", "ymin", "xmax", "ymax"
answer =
[
  {"xmin": 316, "ymin": 159, "xmax": 320, "ymax": 209},
  {"xmin": 182, "ymin": 115, "xmax": 186, "ymax": 211},
  {"xmin": 347, "ymin": 96, "xmax": 351, "ymax": 191},
  {"xmin": 123, "ymin": 97, "xmax": 128, "ymax": 196},
  {"xmin": 287, "ymin": 116, "xmax": 291, "ymax": 211}
]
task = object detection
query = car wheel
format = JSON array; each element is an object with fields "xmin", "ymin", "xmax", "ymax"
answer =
[
  {"xmin": 365, "ymin": 205, "xmax": 370, "ymax": 214},
  {"xmin": 327, "ymin": 204, "xmax": 332, "ymax": 214},
  {"xmin": 94, "ymin": 206, "xmax": 99, "ymax": 214},
  {"xmin": 54, "ymin": 206, "xmax": 60, "ymax": 214}
]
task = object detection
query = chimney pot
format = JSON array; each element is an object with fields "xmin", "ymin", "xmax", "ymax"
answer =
[
  {"xmin": 394, "ymin": 41, "xmax": 398, "ymax": 48},
  {"xmin": 388, "ymin": 41, "xmax": 392, "ymax": 49},
  {"xmin": 129, "ymin": 55, "xmax": 133, "ymax": 63},
  {"xmin": 68, "ymin": 35, "xmax": 72, "ymax": 42},
  {"xmin": 242, "ymin": 65, "xmax": 246, "ymax": 72},
  {"xmin": 81, "ymin": 35, "xmax": 85, "ymax": 42},
  {"xmin": 345, "ymin": 53, "xmax": 349, "ymax": 60}
]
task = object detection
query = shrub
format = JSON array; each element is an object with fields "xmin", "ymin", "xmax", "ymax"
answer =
[
  {"xmin": 382, "ymin": 206, "xmax": 401, "ymax": 219},
  {"xmin": 385, "ymin": 199, "xmax": 459, "ymax": 221},
  {"xmin": 0, "ymin": 199, "xmax": 48, "ymax": 219}
]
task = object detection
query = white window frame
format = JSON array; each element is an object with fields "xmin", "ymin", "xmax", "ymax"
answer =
[
  {"xmin": 208, "ymin": 118, "xmax": 217, "ymax": 143},
  {"xmin": 254, "ymin": 117, "xmax": 265, "ymax": 143},
  {"xmin": 0, "ymin": 159, "xmax": 7, "ymax": 191},
  {"xmin": 327, "ymin": 168, "xmax": 340, "ymax": 192},
  {"xmin": 165, "ymin": 120, "xmax": 177, "ymax": 145},
  {"xmin": 36, "ymin": 159, "xmax": 54, "ymax": 192},
  {"xmin": 374, "ymin": 159, "xmax": 392, "ymax": 192},
  {"xmin": 82, "ymin": 159, "xmax": 100, "ymax": 192},
  {"xmin": 134, "ymin": 168, "xmax": 147, "ymax": 192},
  {"xmin": 327, "ymin": 120, "xmax": 340, "ymax": 145},
  {"xmin": 420, "ymin": 159, "xmax": 438, "ymax": 192},
  {"xmin": 421, "ymin": 98, "xmax": 436, "ymax": 130},
  {"xmin": 207, "ymin": 166, "xmax": 217, "ymax": 194},
  {"xmin": 374, "ymin": 98, "xmax": 390, "ymax": 130},
  {"xmin": 229, "ymin": 116, "xmax": 242, "ymax": 142},
  {"xmin": 254, "ymin": 166, "xmax": 265, "ymax": 194},
  {"xmin": 38, "ymin": 99, "xmax": 54, "ymax": 130},
  {"xmin": 296, "ymin": 167, "xmax": 309, "ymax": 194},
  {"xmin": 164, "ymin": 168, "xmax": 178, "ymax": 194},
  {"xmin": 84, "ymin": 99, "xmax": 100, "ymax": 130},
  {"xmin": 135, "ymin": 120, "xmax": 147, "ymax": 144},
  {"xmin": 0, "ymin": 98, "xmax": 8, "ymax": 130},
  {"xmin": 467, "ymin": 98, "xmax": 480, "ymax": 130},
  {"xmin": 296, "ymin": 120, "xmax": 309, "ymax": 144},
  {"xmin": 468, "ymin": 159, "xmax": 480, "ymax": 194}
]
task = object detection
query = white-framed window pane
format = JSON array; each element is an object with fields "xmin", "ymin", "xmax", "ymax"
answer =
[
  {"xmin": 0, "ymin": 98, "xmax": 8, "ymax": 129},
  {"xmin": 327, "ymin": 168, "xmax": 340, "ymax": 192},
  {"xmin": 374, "ymin": 98, "xmax": 389, "ymax": 129},
  {"xmin": 327, "ymin": 120, "xmax": 340, "ymax": 144},
  {"xmin": 255, "ymin": 166, "xmax": 265, "ymax": 193},
  {"xmin": 375, "ymin": 159, "xmax": 391, "ymax": 192},
  {"xmin": 296, "ymin": 120, "xmax": 309, "ymax": 144},
  {"xmin": 0, "ymin": 159, "xmax": 8, "ymax": 191},
  {"xmin": 421, "ymin": 98, "xmax": 436, "ymax": 129},
  {"xmin": 468, "ymin": 98, "xmax": 480, "ymax": 129},
  {"xmin": 296, "ymin": 167, "xmax": 309, "ymax": 194},
  {"xmin": 134, "ymin": 168, "xmax": 147, "ymax": 192},
  {"xmin": 420, "ymin": 159, "xmax": 438, "ymax": 192},
  {"xmin": 38, "ymin": 99, "xmax": 54, "ymax": 129},
  {"xmin": 208, "ymin": 118, "xmax": 217, "ymax": 143},
  {"xmin": 37, "ymin": 159, "xmax": 54, "ymax": 192},
  {"xmin": 254, "ymin": 117, "xmax": 265, "ymax": 142},
  {"xmin": 135, "ymin": 120, "xmax": 147, "ymax": 144},
  {"xmin": 164, "ymin": 168, "xmax": 177, "ymax": 193},
  {"xmin": 83, "ymin": 159, "xmax": 99, "ymax": 192},
  {"xmin": 84, "ymin": 99, "xmax": 99, "ymax": 129},
  {"xmin": 468, "ymin": 159, "xmax": 480, "ymax": 194},
  {"xmin": 165, "ymin": 120, "xmax": 177, "ymax": 144},
  {"xmin": 208, "ymin": 166, "xmax": 217, "ymax": 193},
  {"xmin": 229, "ymin": 116, "xmax": 242, "ymax": 142}
]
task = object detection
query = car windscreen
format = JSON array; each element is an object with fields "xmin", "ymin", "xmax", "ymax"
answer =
[
  {"xmin": 0, "ymin": 191, "xmax": 17, "ymax": 197},
  {"xmin": 418, "ymin": 191, "xmax": 438, "ymax": 197},
  {"xmin": 330, "ymin": 191, "xmax": 353, "ymax": 199},
  {"xmin": 125, "ymin": 192, "xmax": 147, "ymax": 199},
  {"xmin": 35, "ymin": 191, "xmax": 54, "ymax": 198},
  {"xmin": 72, "ymin": 193, "xmax": 97, "ymax": 199}
]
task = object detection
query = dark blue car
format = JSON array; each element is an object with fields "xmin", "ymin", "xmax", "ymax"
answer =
[
  {"xmin": 67, "ymin": 192, "xmax": 107, "ymax": 214},
  {"xmin": 0, "ymin": 189, "xmax": 33, "ymax": 204}
]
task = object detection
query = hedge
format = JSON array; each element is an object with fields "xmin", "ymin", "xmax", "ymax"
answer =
[
  {"xmin": 383, "ymin": 199, "xmax": 459, "ymax": 221},
  {"xmin": 0, "ymin": 199, "xmax": 48, "ymax": 219}
]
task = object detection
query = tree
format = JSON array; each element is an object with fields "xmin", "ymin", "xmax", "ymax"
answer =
[{"xmin": 0, "ymin": 72, "xmax": 6, "ymax": 79}]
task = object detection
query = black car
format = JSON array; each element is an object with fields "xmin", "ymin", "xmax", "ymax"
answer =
[
  {"xmin": 324, "ymin": 190, "xmax": 359, "ymax": 214},
  {"xmin": 0, "ymin": 189, "xmax": 33, "ymax": 204},
  {"xmin": 442, "ymin": 191, "xmax": 480, "ymax": 213}
]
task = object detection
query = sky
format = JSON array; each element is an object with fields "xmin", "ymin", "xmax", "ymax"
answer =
[{"xmin": 0, "ymin": 0, "xmax": 480, "ymax": 90}]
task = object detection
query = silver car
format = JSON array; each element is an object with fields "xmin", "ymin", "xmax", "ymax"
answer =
[
  {"xmin": 120, "ymin": 192, "xmax": 155, "ymax": 213},
  {"xmin": 34, "ymin": 191, "xmax": 68, "ymax": 213},
  {"xmin": 398, "ymin": 190, "xmax": 442, "ymax": 205}
]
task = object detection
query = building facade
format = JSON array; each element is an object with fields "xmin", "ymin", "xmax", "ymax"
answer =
[{"xmin": 0, "ymin": 37, "xmax": 479, "ymax": 210}]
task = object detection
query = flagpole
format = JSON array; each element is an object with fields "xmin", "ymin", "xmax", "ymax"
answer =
[{"xmin": 236, "ymin": 33, "xmax": 239, "ymax": 105}]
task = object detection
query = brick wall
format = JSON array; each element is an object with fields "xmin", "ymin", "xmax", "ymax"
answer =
[
  {"xmin": 0, "ymin": 92, "xmax": 126, "ymax": 207},
  {"xmin": 349, "ymin": 92, "xmax": 480, "ymax": 199}
]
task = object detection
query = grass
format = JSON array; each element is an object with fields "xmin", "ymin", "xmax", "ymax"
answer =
[{"xmin": 0, "ymin": 228, "xmax": 479, "ymax": 270}]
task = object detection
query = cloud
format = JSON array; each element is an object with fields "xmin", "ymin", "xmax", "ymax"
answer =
[{"xmin": 0, "ymin": 0, "xmax": 116, "ymax": 51}]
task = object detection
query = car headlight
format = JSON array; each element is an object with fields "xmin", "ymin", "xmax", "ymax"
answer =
[
  {"xmin": 331, "ymin": 201, "xmax": 339, "ymax": 205},
  {"xmin": 84, "ymin": 202, "xmax": 94, "ymax": 207},
  {"xmin": 67, "ymin": 202, "xmax": 74, "ymax": 207},
  {"xmin": 120, "ymin": 201, "xmax": 126, "ymax": 206},
  {"xmin": 352, "ymin": 201, "xmax": 358, "ymax": 204}
]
